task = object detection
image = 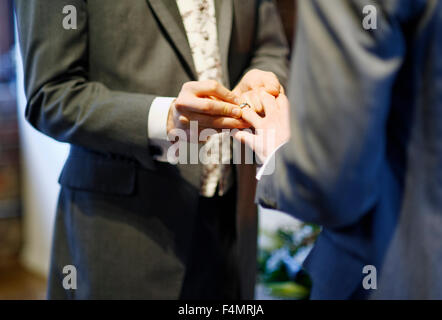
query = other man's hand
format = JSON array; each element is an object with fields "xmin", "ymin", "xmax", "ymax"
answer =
[
  {"xmin": 233, "ymin": 69, "xmax": 284, "ymax": 114},
  {"xmin": 233, "ymin": 90, "xmax": 291, "ymax": 163}
]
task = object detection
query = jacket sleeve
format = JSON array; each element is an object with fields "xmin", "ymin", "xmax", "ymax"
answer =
[
  {"xmin": 245, "ymin": 0, "xmax": 290, "ymax": 87},
  {"xmin": 15, "ymin": 0, "xmax": 157, "ymax": 168},
  {"xmin": 257, "ymin": 0, "xmax": 419, "ymax": 228}
]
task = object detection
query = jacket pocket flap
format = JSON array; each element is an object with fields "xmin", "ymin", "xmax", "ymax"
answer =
[{"xmin": 59, "ymin": 149, "xmax": 136, "ymax": 196}]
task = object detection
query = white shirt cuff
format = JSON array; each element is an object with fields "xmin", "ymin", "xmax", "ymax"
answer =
[
  {"xmin": 148, "ymin": 97, "xmax": 175, "ymax": 162},
  {"xmin": 256, "ymin": 142, "xmax": 287, "ymax": 180}
]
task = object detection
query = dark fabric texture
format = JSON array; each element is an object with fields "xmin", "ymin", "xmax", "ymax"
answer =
[
  {"xmin": 257, "ymin": 0, "xmax": 442, "ymax": 299},
  {"xmin": 179, "ymin": 186, "xmax": 239, "ymax": 300}
]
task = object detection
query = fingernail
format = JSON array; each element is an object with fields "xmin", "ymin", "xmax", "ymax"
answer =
[{"xmin": 232, "ymin": 108, "xmax": 242, "ymax": 118}]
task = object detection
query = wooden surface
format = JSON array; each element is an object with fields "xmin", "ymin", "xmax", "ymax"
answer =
[{"xmin": 0, "ymin": 259, "xmax": 47, "ymax": 300}]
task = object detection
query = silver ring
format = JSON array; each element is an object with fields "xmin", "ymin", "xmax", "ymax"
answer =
[{"xmin": 239, "ymin": 103, "xmax": 250, "ymax": 109}]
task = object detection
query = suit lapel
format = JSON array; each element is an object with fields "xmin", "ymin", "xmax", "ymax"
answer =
[
  {"xmin": 215, "ymin": 0, "xmax": 233, "ymax": 87},
  {"xmin": 147, "ymin": 0, "xmax": 233, "ymax": 85},
  {"xmin": 146, "ymin": 0, "xmax": 197, "ymax": 79}
]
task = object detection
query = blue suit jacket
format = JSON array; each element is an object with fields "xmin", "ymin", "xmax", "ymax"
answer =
[{"xmin": 257, "ymin": 0, "xmax": 442, "ymax": 299}]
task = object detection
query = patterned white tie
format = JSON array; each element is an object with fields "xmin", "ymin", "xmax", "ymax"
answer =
[{"xmin": 176, "ymin": 0, "xmax": 232, "ymax": 197}]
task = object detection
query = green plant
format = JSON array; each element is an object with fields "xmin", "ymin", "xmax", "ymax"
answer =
[{"xmin": 258, "ymin": 223, "xmax": 321, "ymax": 300}]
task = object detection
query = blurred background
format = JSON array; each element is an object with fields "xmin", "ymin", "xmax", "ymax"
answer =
[
  {"xmin": 0, "ymin": 0, "xmax": 69, "ymax": 299},
  {"xmin": 0, "ymin": 0, "xmax": 315, "ymax": 300}
]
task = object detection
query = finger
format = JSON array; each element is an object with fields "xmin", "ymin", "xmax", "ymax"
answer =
[
  {"xmin": 238, "ymin": 71, "xmax": 281, "ymax": 97},
  {"xmin": 261, "ymin": 73, "xmax": 281, "ymax": 97},
  {"xmin": 243, "ymin": 91, "xmax": 263, "ymax": 114},
  {"xmin": 176, "ymin": 97, "xmax": 243, "ymax": 118},
  {"xmin": 240, "ymin": 107, "xmax": 263, "ymax": 129},
  {"xmin": 178, "ymin": 115, "xmax": 190, "ymax": 126},
  {"xmin": 188, "ymin": 80, "xmax": 240, "ymax": 104},
  {"xmin": 276, "ymin": 93, "xmax": 290, "ymax": 110},
  {"xmin": 180, "ymin": 112, "xmax": 251, "ymax": 129},
  {"xmin": 232, "ymin": 130, "xmax": 257, "ymax": 151},
  {"xmin": 259, "ymin": 90, "xmax": 279, "ymax": 115},
  {"xmin": 232, "ymin": 86, "xmax": 241, "ymax": 98}
]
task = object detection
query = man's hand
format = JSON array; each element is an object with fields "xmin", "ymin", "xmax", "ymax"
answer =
[
  {"xmin": 167, "ymin": 80, "xmax": 250, "ymax": 139},
  {"xmin": 233, "ymin": 90, "xmax": 291, "ymax": 163},
  {"xmin": 233, "ymin": 69, "xmax": 284, "ymax": 114}
]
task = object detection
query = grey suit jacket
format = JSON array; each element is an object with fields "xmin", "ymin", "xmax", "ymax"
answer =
[
  {"xmin": 15, "ymin": 0, "xmax": 289, "ymax": 299},
  {"xmin": 257, "ymin": 0, "xmax": 442, "ymax": 299}
]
